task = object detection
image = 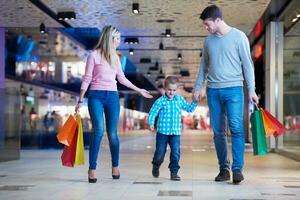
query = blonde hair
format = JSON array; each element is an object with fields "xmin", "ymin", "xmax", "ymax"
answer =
[
  {"xmin": 164, "ymin": 76, "xmax": 179, "ymax": 87},
  {"xmin": 94, "ymin": 25, "xmax": 120, "ymax": 68}
]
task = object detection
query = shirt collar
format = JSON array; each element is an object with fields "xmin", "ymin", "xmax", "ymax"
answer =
[{"xmin": 163, "ymin": 94, "xmax": 178, "ymax": 101}]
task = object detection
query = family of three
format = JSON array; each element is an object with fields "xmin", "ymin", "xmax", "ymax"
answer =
[{"xmin": 75, "ymin": 5, "xmax": 259, "ymax": 184}]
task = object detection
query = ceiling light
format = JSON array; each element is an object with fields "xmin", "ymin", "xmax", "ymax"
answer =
[
  {"xmin": 165, "ymin": 29, "xmax": 171, "ymax": 37},
  {"xmin": 132, "ymin": 3, "xmax": 139, "ymax": 14},
  {"xmin": 180, "ymin": 69, "xmax": 189, "ymax": 77},
  {"xmin": 157, "ymin": 74, "xmax": 165, "ymax": 79},
  {"xmin": 297, "ymin": 14, "xmax": 300, "ymax": 18},
  {"xmin": 292, "ymin": 17, "xmax": 298, "ymax": 23},
  {"xmin": 159, "ymin": 42, "xmax": 164, "ymax": 50},
  {"xmin": 40, "ymin": 23, "xmax": 46, "ymax": 34},
  {"xmin": 177, "ymin": 53, "xmax": 182, "ymax": 60},
  {"xmin": 129, "ymin": 48, "xmax": 134, "ymax": 55},
  {"xmin": 140, "ymin": 58, "xmax": 151, "ymax": 63},
  {"xmin": 124, "ymin": 37, "xmax": 139, "ymax": 44},
  {"xmin": 57, "ymin": 11, "xmax": 76, "ymax": 21}
]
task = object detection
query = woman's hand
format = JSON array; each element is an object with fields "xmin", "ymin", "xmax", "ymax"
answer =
[
  {"xmin": 75, "ymin": 102, "xmax": 82, "ymax": 113},
  {"xmin": 139, "ymin": 89, "xmax": 153, "ymax": 98}
]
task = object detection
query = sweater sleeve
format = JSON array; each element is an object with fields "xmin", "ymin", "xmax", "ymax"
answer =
[
  {"xmin": 194, "ymin": 39, "xmax": 208, "ymax": 92},
  {"xmin": 238, "ymin": 32, "xmax": 256, "ymax": 96},
  {"xmin": 81, "ymin": 53, "xmax": 95, "ymax": 92}
]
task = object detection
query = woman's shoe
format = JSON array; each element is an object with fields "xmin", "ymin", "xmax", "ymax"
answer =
[
  {"xmin": 112, "ymin": 167, "xmax": 120, "ymax": 179},
  {"xmin": 88, "ymin": 177, "xmax": 97, "ymax": 183},
  {"xmin": 112, "ymin": 174, "xmax": 120, "ymax": 179},
  {"xmin": 88, "ymin": 169, "xmax": 97, "ymax": 183}
]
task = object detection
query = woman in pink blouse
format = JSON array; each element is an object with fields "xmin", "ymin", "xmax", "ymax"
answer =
[{"xmin": 75, "ymin": 26, "xmax": 152, "ymax": 183}]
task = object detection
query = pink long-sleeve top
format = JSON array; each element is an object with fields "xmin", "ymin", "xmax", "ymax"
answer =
[{"xmin": 80, "ymin": 50, "xmax": 135, "ymax": 92}]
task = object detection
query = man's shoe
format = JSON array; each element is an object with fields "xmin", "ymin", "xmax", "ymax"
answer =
[
  {"xmin": 170, "ymin": 174, "xmax": 181, "ymax": 181},
  {"xmin": 152, "ymin": 166, "xmax": 159, "ymax": 178},
  {"xmin": 214, "ymin": 169, "xmax": 230, "ymax": 182},
  {"xmin": 232, "ymin": 170, "xmax": 244, "ymax": 184}
]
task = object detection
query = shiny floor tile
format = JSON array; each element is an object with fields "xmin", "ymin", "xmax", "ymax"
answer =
[
  {"xmin": 0, "ymin": 185, "xmax": 34, "ymax": 191},
  {"xmin": 0, "ymin": 130, "xmax": 299, "ymax": 200},
  {"xmin": 157, "ymin": 190, "xmax": 192, "ymax": 196}
]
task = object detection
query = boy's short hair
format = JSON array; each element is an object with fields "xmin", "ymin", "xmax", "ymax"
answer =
[
  {"xmin": 164, "ymin": 76, "xmax": 179, "ymax": 87},
  {"xmin": 200, "ymin": 5, "xmax": 223, "ymax": 21}
]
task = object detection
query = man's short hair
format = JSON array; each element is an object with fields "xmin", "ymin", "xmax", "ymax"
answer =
[
  {"xmin": 200, "ymin": 5, "xmax": 223, "ymax": 21},
  {"xmin": 164, "ymin": 76, "xmax": 179, "ymax": 87}
]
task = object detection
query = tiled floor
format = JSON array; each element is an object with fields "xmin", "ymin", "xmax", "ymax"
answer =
[{"xmin": 0, "ymin": 130, "xmax": 299, "ymax": 200}]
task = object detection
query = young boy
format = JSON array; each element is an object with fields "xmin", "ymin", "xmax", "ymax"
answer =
[{"xmin": 148, "ymin": 76, "xmax": 197, "ymax": 181}]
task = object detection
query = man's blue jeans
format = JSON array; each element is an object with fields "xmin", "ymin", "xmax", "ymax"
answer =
[
  {"xmin": 88, "ymin": 90, "xmax": 120, "ymax": 170},
  {"xmin": 152, "ymin": 132, "xmax": 181, "ymax": 175},
  {"xmin": 207, "ymin": 86, "xmax": 244, "ymax": 171}
]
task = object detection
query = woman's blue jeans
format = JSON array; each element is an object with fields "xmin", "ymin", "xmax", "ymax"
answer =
[
  {"xmin": 152, "ymin": 132, "xmax": 181, "ymax": 175},
  {"xmin": 207, "ymin": 86, "xmax": 244, "ymax": 172},
  {"xmin": 88, "ymin": 90, "xmax": 120, "ymax": 170}
]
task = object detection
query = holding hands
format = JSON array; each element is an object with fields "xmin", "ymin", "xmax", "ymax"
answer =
[{"xmin": 192, "ymin": 90, "xmax": 202, "ymax": 102}]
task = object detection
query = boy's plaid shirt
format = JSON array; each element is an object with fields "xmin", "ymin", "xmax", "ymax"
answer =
[{"xmin": 148, "ymin": 95, "xmax": 197, "ymax": 135}]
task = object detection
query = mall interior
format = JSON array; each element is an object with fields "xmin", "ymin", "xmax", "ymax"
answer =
[{"xmin": 0, "ymin": 0, "xmax": 300, "ymax": 199}]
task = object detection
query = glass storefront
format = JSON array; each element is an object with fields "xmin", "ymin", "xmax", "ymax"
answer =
[{"xmin": 282, "ymin": 21, "xmax": 300, "ymax": 156}]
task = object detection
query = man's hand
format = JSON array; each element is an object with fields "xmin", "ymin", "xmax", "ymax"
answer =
[
  {"xmin": 193, "ymin": 90, "xmax": 202, "ymax": 102},
  {"xmin": 250, "ymin": 92, "xmax": 259, "ymax": 104},
  {"xmin": 149, "ymin": 125, "xmax": 155, "ymax": 132}
]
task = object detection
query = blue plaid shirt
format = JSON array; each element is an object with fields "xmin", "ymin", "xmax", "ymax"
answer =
[{"xmin": 148, "ymin": 95, "xmax": 197, "ymax": 135}]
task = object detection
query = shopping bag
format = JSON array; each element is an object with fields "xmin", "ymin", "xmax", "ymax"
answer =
[
  {"xmin": 57, "ymin": 115, "xmax": 78, "ymax": 146},
  {"xmin": 61, "ymin": 127, "xmax": 78, "ymax": 167},
  {"xmin": 261, "ymin": 109, "xmax": 285, "ymax": 138},
  {"xmin": 74, "ymin": 114, "xmax": 84, "ymax": 165},
  {"xmin": 250, "ymin": 106, "xmax": 268, "ymax": 155}
]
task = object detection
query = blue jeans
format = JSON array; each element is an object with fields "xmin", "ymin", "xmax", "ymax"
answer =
[
  {"xmin": 88, "ymin": 90, "xmax": 120, "ymax": 170},
  {"xmin": 152, "ymin": 132, "xmax": 181, "ymax": 175},
  {"xmin": 207, "ymin": 87, "xmax": 244, "ymax": 171}
]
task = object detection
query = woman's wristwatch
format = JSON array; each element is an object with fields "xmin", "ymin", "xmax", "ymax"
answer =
[{"xmin": 78, "ymin": 100, "xmax": 83, "ymax": 104}]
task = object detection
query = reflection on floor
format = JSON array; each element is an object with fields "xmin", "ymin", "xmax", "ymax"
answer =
[{"xmin": 0, "ymin": 130, "xmax": 300, "ymax": 200}]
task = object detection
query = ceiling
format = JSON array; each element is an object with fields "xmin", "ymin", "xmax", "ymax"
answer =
[{"xmin": 0, "ymin": 0, "xmax": 272, "ymax": 96}]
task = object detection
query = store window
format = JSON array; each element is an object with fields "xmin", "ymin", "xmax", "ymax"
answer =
[{"xmin": 282, "ymin": 21, "xmax": 300, "ymax": 156}]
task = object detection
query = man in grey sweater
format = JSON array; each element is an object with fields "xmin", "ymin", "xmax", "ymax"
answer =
[{"xmin": 193, "ymin": 5, "xmax": 259, "ymax": 184}]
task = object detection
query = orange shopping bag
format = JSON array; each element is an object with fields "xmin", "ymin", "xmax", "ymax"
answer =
[
  {"xmin": 261, "ymin": 109, "xmax": 285, "ymax": 138},
  {"xmin": 261, "ymin": 109, "xmax": 285, "ymax": 137},
  {"xmin": 261, "ymin": 109, "xmax": 277, "ymax": 137},
  {"xmin": 57, "ymin": 115, "xmax": 78, "ymax": 146}
]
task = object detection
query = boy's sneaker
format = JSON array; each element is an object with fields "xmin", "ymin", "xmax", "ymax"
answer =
[
  {"xmin": 170, "ymin": 174, "xmax": 181, "ymax": 181},
  {"xmin": 232, "ymin": 170, "xmax": 244, "ymax": 184},
  {"xmin": 152, "ymin": 166, "xmax": 159, "ymax": 178},
  {"xmin": 214, "ymin": 169, "xmax": 230, "ymax": 182}
]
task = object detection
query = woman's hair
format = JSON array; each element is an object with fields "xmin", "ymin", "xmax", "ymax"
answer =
[
  {"xmin": 200, "ymin": 5, "xmax": 223, "ymax": 21},
  {"xmin": 164, "ymin": 76, "xmax": 179, "ymax": 87},
  {"xmin": 94, "ymin": 25, "xmax": 120, "ymax": 68}
]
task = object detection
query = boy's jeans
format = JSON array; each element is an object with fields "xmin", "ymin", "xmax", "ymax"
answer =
[
  {"xmin": 152, "ymin": 132, "xmax": 181, "ymax": 175},
  {"xmin": 207, "ymin": 86, "xmax": 244, "ymax": 172},
  {"xmin": 88, "ymin": 90, "xmax": 120, "ymax": 170}
]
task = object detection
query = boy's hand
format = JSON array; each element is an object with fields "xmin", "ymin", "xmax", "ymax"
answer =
[{"xmin": 149, "ymin": 126, "xmax": 155, "ymax": 132}]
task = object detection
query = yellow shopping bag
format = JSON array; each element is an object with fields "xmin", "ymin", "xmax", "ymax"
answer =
[{"xmin": 75, "ymin": 114, "xmax": 85, "ymax": 165}]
